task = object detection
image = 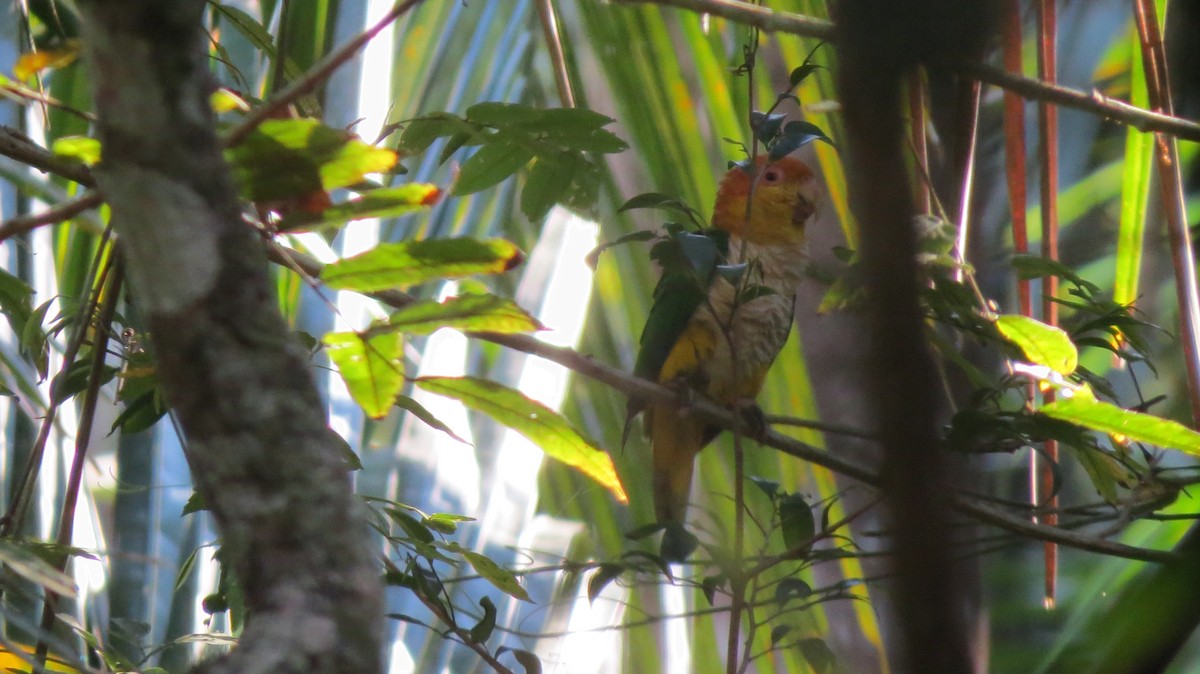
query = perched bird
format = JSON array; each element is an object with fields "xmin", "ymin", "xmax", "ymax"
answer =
[{"xmin": 632, "ymin": 155, "xmax": 818, "ymax": 524}]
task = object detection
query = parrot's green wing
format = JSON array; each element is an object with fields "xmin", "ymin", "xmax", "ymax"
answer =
[{"xmin": 623, "ymin": 229, "xmax": 729, "ymax": 446}]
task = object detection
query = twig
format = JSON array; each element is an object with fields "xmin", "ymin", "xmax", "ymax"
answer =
[
  {"xmin": 34, "ymin": 258, "xmax": 122, "ymax": 669},
  {"xmin": 534, "ymin": 0, "xmax": 575, "ymax": 107},
  {"xmin": 0, "ymin": 126, "xmax": 95, "ymax": 185},
  {"xmin": 222, "ymin": 0, "xmax": 427, "ymax": 148},
  {"xmin": 615, "ymin": 0, "xmax": 1200, "ymax": 142},
  {"xmin": 0, "ymin": 191, "xmax": 104, "ymax": 243}
]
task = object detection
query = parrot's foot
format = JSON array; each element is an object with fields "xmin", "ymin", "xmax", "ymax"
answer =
[
  {"xmin": 735, "ymin": 400, "xmax": 768, "ymax": 440},
  {"xmin": 664, "ymin": 377, "xmax": 697, "ymax": 415}
]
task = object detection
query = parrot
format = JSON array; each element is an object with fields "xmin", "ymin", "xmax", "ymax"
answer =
[{"xmin": 631, "ymin": 155, "xmax": 818, "ymax": 525}]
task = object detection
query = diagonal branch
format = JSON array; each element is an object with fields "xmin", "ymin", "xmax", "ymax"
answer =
[
  {"xmin": 614, "ymin": 0, "xmax": 1200, "ymax": 142},
  {"xmin": 265, "ymin": 244, "xmax": 1177, "ymax": 565}
]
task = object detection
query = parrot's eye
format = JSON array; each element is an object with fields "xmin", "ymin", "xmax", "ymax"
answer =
[{"xmin": 762, "ymin": 169, "xmax": 782, "ymax": 183}]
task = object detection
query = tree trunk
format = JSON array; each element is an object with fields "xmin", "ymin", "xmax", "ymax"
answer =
[{"xmin": 77, "ymin": 2, "xmax": 382, "ymax": 672}]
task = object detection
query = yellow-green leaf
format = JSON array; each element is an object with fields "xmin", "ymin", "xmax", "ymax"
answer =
[
  {"xmin": 463, "ymin": 550, "xmax": 532, "ymax": 603},
  {"xmin": 322, "ymin": 331, "xmax": 404, "ymax": 419},
  {"xmin": 51, "ymin": 136, "xmax": 101, "ymax": 165},
  {"xmin": 227, "ymin": 118, "xmax": 397, "ymax": 202},
  {"xmin": 995, "ymin": 314, "xmax": 1078, "ymax": 375},
  {"xmin": 415, "ymin": 376, "xmax": 628, "ymax": 504},
  {"xmin": 277, "ymin": 184, "xmax": 442, "ymax": 232},
  {"xmin": 1042, "ymin": 391, "xmax": 1200, "ymax": 455},
  {"xmin": 321, "ymin": 238, "xmax": 524, "ymax": 292},
  {"xmin": 382, "ymin": 294, "xmax": 543, "ymax": 336},
  {"xmin": 452, "ymin": 135, "xmax": 535, "ymax": 195}
]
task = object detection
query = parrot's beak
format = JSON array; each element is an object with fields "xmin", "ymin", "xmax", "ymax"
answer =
[{"xmin": 791, "ymin": 191, "xmax": 815, "ymax": 226}]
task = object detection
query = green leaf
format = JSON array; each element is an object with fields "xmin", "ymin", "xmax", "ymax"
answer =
[
  {"xmin": 387, "ymin": 508, "xmax": 435, "ymax": 544},
  {"xmin": 520, "ymin": 154, "xmax": 578, "ymax": 222},
  {"xmin": 0, "ymin": 267, "xmax": 35, "ymax": 336},
  {"xmin": 779, "ymin": 493, "xmax": 815, "ymax": 554},
  {"xmin": 468, "ymin": 596, "xmax": 498, "ymax": 643},
  {"xmin": 415, "ymin": 376, "xmax": 628, "ymax": 504},
  {"xmin": 771, "ymin": 625, "xmax": 793, "ymax": 646},
  {"xmin": 466, "ymin": 101, "xmax": 549, "ymax": 126},
  {"xmin": 321, "ymin": 238, "xmax": 524, "ymax": 292},
  {"xmin": 1041, "ymin": 389, "xmax": 1200, "ymax": 455},
  {"xmin": 497, "ymin": 647, "xmax": 543, "ymax": 674},
  {"xmin": 50, "ymin": 135, "xmax": 100, "ymax": 165},
  {"xmin": 322, "ymin": 331, "xmax": 404, "ymax": 419},
  {"xmin": 452, "ymin": 134, "xmax": 535, "ymax": 195},
  {"xmin": 276, "ymin": 184, "xmax": 442, "ymax": 232},
  {"xmin": 459, "ymin": 548, "xmax": 533, "ymax": 602},
  {"xmin": 995, "ymin": 314, "xmax": 1078, "ymax": 375},
  {"xmin": 799, "ymin": 637, "xmax": 836, "ymax": 673},
  {"xmin": 397, "ymin": 113, "xmax": 475, "ymax": 154},
  {"xmin": 588, "ymin": 563, "xmax": 624, "ymax": 604},
  {"xmin": 395, "ymin": 394, "xmax": 470, "ymax": 444},
  {"xmin": 422, "ymin": 513, "xmax": 474, "ymax": 535},
  {"xmin": 227, "ymin": 118, "xmax": 397, "ymax": 202},
  {"xmin": 775, "ymin": 578, "xmax": 813, "ymax": 606},
  {"xmin": 382, "ymin": 293, "xmax": 543, "ymax": 336}
]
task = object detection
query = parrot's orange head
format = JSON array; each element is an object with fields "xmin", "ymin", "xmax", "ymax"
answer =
[{"xmin": 711, "ymin": 156, "xmax": 817, "ymax": 246}]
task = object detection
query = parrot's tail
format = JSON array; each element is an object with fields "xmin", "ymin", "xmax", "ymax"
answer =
[{"xmin": 650, "ymin": 404, "xmax": 705, "ymax": 524}]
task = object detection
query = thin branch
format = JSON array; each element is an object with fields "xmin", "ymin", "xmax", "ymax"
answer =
[
  {"xmin": 0, "ymin": 191, "xmax": 104, "ymax": 243},
  {"xmin": 35, "ymin": 258, "xmax": 122, "ymax": 669},
  {"xmin": 535, "ymin": 0, "xmax": 575, "ymax": 107},
  {"xmin": 266, "ymin": 244, "xmax": 1178, "ymax": 564},
  {"xmin": 222, "ymin": 0, "xmax": 427, "ymax": 148},
  {"xmin": 0, "ymin": 126, "xmax": 95, "ymax": 185},
  {"xmin": 615, "ymin": 0, "xmax": 1200, "ymax": 142}
]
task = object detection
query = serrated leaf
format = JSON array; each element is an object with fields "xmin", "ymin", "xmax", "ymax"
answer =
[
  {"xmin": 382, "ymin": 293, "xmax": 543, "ymax": 336},
  {"xmin": 461, "ymin": 550, "xmax": 533, "ymax": 602},
  {"xmin": 1041, "ymin": 389, "xmax": 1200, "ymax": 455},
  {"xmin": 322, "ymin": 331, "xmax": 404, "ymax": 419},
  {"xmin": 453, "ymin": 135, "xmax": 535, "ymax": 195},
  {"xmin": 276, "ymin": 184, "xmax": 442, "ymax": 232},
  {"xmin": 227, "ymin": 118, "xmax": 397, "ymax": 202},
  {"xmin": 416, "ymin": 376, "xmax": 628, "ymax": 503},
  {"xmin": 995, "ymin": 314, "xmax": 1078, "ymax": 375},
  {"xmin": 321, "ymin": 238, "xmax": 524, "ymax": 292}
]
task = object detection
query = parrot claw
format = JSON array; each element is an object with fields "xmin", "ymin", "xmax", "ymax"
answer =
[{"xmin": 736, "ymin": 400, "xmax": 768, "ymax": 440}]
